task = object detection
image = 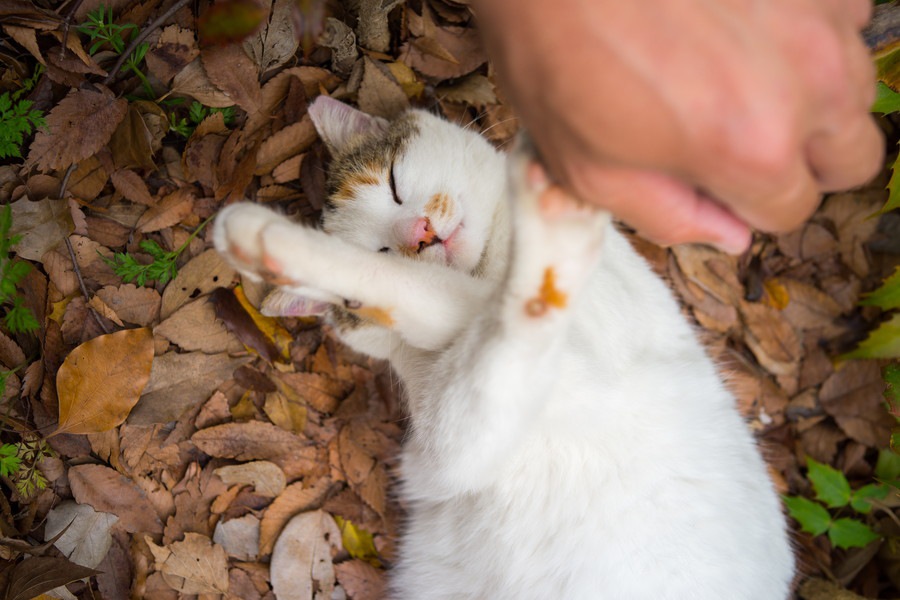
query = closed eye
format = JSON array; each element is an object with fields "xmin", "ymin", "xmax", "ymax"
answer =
[
  {"xmin": 379, "ymin": 247, "xmax": 390, "ymax": 253},
  {"xmin": 389, "ymin": 164, "xmax": 402, "ymax": 205}
]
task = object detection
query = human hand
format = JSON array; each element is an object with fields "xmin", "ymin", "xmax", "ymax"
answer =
[{"xmin": 474, "ymin": 0, "xmax": 883, "ymax": 253}]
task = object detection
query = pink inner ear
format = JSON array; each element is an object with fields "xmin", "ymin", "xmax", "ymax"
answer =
[
  {"xmin": 261, "ymin": 291, "xmax": 330, "ymax": 317},
  {"xmin": 308, "ymin": 95, "xmax": 389, "ymax": 152}
]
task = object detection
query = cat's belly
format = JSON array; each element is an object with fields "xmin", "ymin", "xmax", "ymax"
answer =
[{"xmin": 392, "ymin": 405, "xmax": 793, "ymax": 600}]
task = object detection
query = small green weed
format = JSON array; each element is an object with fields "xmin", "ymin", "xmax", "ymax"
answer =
[
  {"xmin": 0, "ymin": 68, "xmax": 46, "ymax": 160},
  {"xmin": 2, "ymin": 438, "xmax": 53, "ymax": 498},
  {"xmin": 784, "ymin": 456, "xmax": 897, "ymax": 549},
  {"xmin": 170, "ymin": 102, "xmax": 237, "ymax": 138},
  {"xmin": 78, "ymin": 5, "xmax": 152, "ymax": 96},
  {"xmin": 102, "ymin": 215, "xmax": 213, "ymax": 286},
  {"xmin": 0, "ymin": 206, "xmax": 39, "ymax": 335}
]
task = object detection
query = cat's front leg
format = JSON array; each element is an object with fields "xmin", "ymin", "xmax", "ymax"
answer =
[{"xmin": 213, "ymin": 204, "xmax": 491, "ymax": 350}]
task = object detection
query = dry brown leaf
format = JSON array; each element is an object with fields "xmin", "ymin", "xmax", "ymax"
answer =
[
  {"xmin": 0, "ymin": 331, "xmax": 26, "ymax": 369},
  {"xmin": 45, "ymin": 501, "xmax": 119, "ymax": 569},
  {"xmin": 146, "ymin": 24, "xmax": 199, "ymax": 85},
  {"xmin": 272, "ymin": 153, "xmax": 304, "ymax": 183},
  {"xmin": 4, "ymin": 24, "xmax": 44, "ymax": 64},
  {"xmin": 9, "ymin": 197, "xmax": 73, "ymax": 261},
  {"xmin": 107, "ymin": 101, "xmax": 167, "ymax": 171},
  {"xmin": 401, "ymin": 7, "xmax": 486, "ymax": 79},
  {"xmin": 129, "ymin": 352, "xmax": 251, "ymax": 425},
  {"xmin": 739, "ymin": 301, "xmax": 802, "ymax": 377},
  {"xmin": 270, "ymin": 510, "xmax": 341, "ymax": 599},
  {"xmin": 264, "ymin": 390, "xmax": 308, "ymax": 433},
  {"xmin": 68, "ymin": 155, "xmax": 109, "ymax": 200},
  {"xmin": 820, "ymin": 361, "xmax": 891, "ymax": 447},
  {"xmin": 135, "ymin": 188, "xmax": 194, "ymax": 233},
  {"xmin": 213, "ymin": 513, "xmax": 260, "ymax": 561},
  {"xmin": 155, "ymin": 298, "xmax": 242, "ymax": 353},
  {"xmin": 160, "ymin": 249, "xmax": 236, "ymax": 318},
  {"xmin": 243, "ymin": 0, "xmax": 297, "ymax": 73},
  {"xmin": 170, "ymin": 59, "xmax": 234, "ymax": 107},
  {"xmin": 68, "ymin": 464, "xmax": 164, "ymax": 534},
  {"xmin": 436, "ymin": 73, "xmax": 496, "ymax": 106},
  {"xmin": 146, "ymin": 532, "xmax": 229, "ymax": 595},
  {"xmin": 357, "ymin": 57, "xmax": 409, "ymax": 119},
  {"xmin": 27, "ymin": 86, "xmax": 127, "ymax": 171},
  {"xmin": 54, "ymin": 328, "xmax": 154, "ymax": 436},
  {"xmin": 96, "ymin": 284, "xmax": 161, "ymax": 327},
  {"xmin": 110, "ymin": 169, "xmax": 155, "ymax": 206},
  {"xmin": 214, "ymin": 461, "xmax": 286, "ymax": 497},
  {"xmin": 276, "ymin": 372, "xmax": 353, "ymax": 413},
  {"xmin": 191, "ymin": 421, "xmax": 320, "ymax": 480},
  {"xmin": 88, "ymin": 295, "xmax": 124, "ymax": 326},
  {"xmin": 773, "ymin": 278, "xmax": 845, "ymax": 334},
  {"xmin": 254, "ymin": 116, "xmax": 317, "ymax": 175},
  {"xmin": 258, "ymin": 477, "xmax": 333, "ymax": 555},
  {"xmin": 820, "ymin": 192, "xmax": 883, "ymax": 277},
  {"xmin": 334, "ymin": 559, "xmax": 386, "ymax": 600},
  {"xmin": 201, "ymin": 44, "xmax": 262, "ymax": 113}
]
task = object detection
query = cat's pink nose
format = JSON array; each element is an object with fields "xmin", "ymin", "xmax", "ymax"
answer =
[{"xmin": 406, "ymin": 217, "xmax": 439, "ymax": 254}]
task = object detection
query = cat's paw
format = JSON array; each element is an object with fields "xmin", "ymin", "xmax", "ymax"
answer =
[{"xmin": 213, "ymin": 203, "xmax": 300, "ymax": 285}]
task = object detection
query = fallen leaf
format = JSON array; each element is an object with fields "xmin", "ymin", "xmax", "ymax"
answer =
[
  {"xmin": 96, "ymin": 284, "xmax": 161, "ymax": 327},
  {"xmin": 54, "ymin": 328, "xmax": 154, "ymax": 436},
  {"xmin": 155, "ymin": 297, "xmax": 242, "ymax": 353},
  {"xmin": 214, "ymin": 460, "xmax": 286, "ymax": 497},
  {"xmin": 820, "ymin": 361, "xmax": 891, "ymax": 447},
  {"xmin": 276, "ymin": 371, "xmax": 353, "ymax": 413},
  {"xmin": 357, "ymin": 57, "xmax": 409, "ymax": 119},
  {"xmin": 243, "ymin": 0, "xmax": 297, "ymax": 73},
  {"xmin": 5, "ymin": 557, "xmax": 99, "ymax": 600},
  {"xmin": 67, "ymin": 155, "xmax": 109, "ymax": 200},
  {"xmin": 160, "ymin": 248, "xmax": 236, "ymax": 318},
  {"xmin": 254, "ymin": 116, "xmax": 317, "ymax": 175},
  {"xmin": 8, "ymin": 197, "xmax": 73, "ymax": 261},
  {"xmin": 68, "ymin": 464, "xmax": 164, "ymax": 534},
  {"xmin": 739, "ymin": 301, "xmax": 802, "ymax": 377},
  {"xmin": 436, "ymin": 73, "xmax": 496, "ymax": 106},
  {"xmin": 197, "ymin": 0, "xmax": 266, "ymax": 46},
  {"xmin": 27, "ymin": 86, "xmax": 127, "ymax": 171},
  {"xmin": 45, "ymin": 501, "xmax": 119, "ymax": 568},
  {"xmin": 192, "ymin": 420, "xmax": 320, "ymax": 480},
  {"xmin": 334, "ymin": 559, "xmax": 386, "ymax": 600},
  {"xmin": 210, "ymin": 286, "xmax": 292, "ymax": 362},
  {"xmin": 270, "ymin": 510, "xmax": 341, "ymax": 600},
  {"xmin": 135, "ymin": 188, "xmax": 195, "ymax": 233},
  {"xmin": 146, "ymin": 532, "xmax": 229, "ymax": 595},
  {"xmin": 130, "ymin": 351, "xmax": 251, "ymax": 424},
  {"xmin": 202, "ymin": 43, "xmax": 262, "ymax": 113},
  {"xmin": 108, "ymin": 101, "xmax": 168, "ymax": 171},
  {"xmin": 110, "ymin": 169, "xmax": 155, "ymax": 206},
  {"xmin": 146, "ymin": 24, "xmax": 200, "ymax": 85},
  {"xmin": 259, "ymin": 477, "xmax": 333, "ymax": 555},
  {"xmin": 213, "ymin": 513, "xmax": 260, "ymax": 561},
  {"xmin": 335, "ymin": 516, "xmax": 380, "ymax": 566},
  {"xmin": 170, "ymin": 59, "xmax": 235, "ymax": 108}
]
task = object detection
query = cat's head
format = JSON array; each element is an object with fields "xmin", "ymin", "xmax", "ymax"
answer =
[{"xmin": 307, "ymin": 96, "xmax": 507, "ymax": 276}]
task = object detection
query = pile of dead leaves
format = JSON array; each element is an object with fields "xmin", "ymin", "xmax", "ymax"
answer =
[{"xmin": 1, "ymin": 0, "xmax": 899, "ymax": 597}]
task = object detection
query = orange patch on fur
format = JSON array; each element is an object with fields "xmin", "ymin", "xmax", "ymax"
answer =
[
  {"xmin": 333, "ymin": 171, "xmax": 382, "ymax": 203},
  {"xmin": 425, "ymin": 193, "xmax": 452, "ymax": 220},
  {"xmin": 351, "ymin": 305, "xmax": 395, "ymax": 327},
  {"xmin": 525, "ymin": 267, "xmax": 568, "ymax": 317}
]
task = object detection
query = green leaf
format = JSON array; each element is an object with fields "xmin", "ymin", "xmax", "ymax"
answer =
[
  {"xmin": 828, "ymin": 518, "xmax": 881, "ymax": 550},
  {"xmin": 861, "ymin": 266, "xmax": 900, "ymax": 310},
  {"xmin": 873, "ymin": 82, "xmax": 900, "ymax": 114},
  {"xmin": 840, "ymin": 313, "xmax": 900, "ymax": 361},
  {"xmin": 850, "ymin": 484, "xmax": 889, "ymax": 514},
  {"xmin": 783, "ymin": 496, "xmax": 831, "ymax": 535},
  {"xmin": 876, "ymin": 447, "xmax": 900, "ymax": 481},
  {"xmin": 5, "ymin": 298, "xmax": 39, "ymax": 334},
  {"xmin": 807, "ymin": 457, "xmax": 851, "ymax": 508}
]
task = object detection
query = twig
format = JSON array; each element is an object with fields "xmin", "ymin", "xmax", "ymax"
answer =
[
  {"xmin": 102, "ymin": 0, "xmax": 192, "ymax": 86},
  {"xmin": 57, "ymin": 164, "xmax": 111, "ymax": 335},
  {"xmin": 59, "ymin": 0, "xmax": 88, "ymax": 62}
]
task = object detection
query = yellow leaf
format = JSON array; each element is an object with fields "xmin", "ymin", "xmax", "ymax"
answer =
[
  {"xmin": 233, "ymin": 285, "xmax": 292, "ymax": 361},
  {"xmin": 54, "ymin": 328, "xmax": 155, "ymax": 436},
  {"xmin": 762, "ymin": 278, "xmax": 790, "ymax": 310},
  {"xmin": 334, "ymin": 516, "xmax": 381, "ymax": 568},
  {"xmin": 48, "ymin": 297, "xmax": 71, "ymax": 324}
]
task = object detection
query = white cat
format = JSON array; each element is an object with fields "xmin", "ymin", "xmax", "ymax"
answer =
[{"xmin": 214, "ymin": 96, "xmax": 794, "ymax": 599}]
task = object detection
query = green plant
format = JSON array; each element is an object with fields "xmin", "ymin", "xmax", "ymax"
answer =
[
  {"xmin": 102, "ymin": 215, "xmax": 213, "ymax": 286},
  {"xmin": 0, "ymin": 69, "xmax": 46, "ymax": 160},
  {"xmin": 784, "ymin": 456, "xmax": 893, "ymax": 550},
  {"xmin": 78, "ymin": 5, "xmax": 152, "ymax": 97},
  {"xmin": 3, "ymin": 437, "xmax": 53, "ymax": 498},
  {"xmin": 169, "ymin": 102, "xmax": 237, "ymax": 138},
  {"xmin": 0, "ymin": 206, "xmax": 39, "ymax": 335}
]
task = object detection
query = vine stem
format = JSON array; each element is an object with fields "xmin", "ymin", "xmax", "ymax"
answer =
[{"xmin": 102, "ymin": 0, "xmax": 192, "ymax": 87}]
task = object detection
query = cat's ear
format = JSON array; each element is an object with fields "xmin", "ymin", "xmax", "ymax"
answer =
[{"xmin": 308, "ymin": 96, "xmax": 390, "ymax": 154}]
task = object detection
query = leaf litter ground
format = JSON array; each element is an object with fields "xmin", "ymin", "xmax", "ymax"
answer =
[{"xmin": 1, "ymin": 0, "xmax": 899, "ymax": 598}]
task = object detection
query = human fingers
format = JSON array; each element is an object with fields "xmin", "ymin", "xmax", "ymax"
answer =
[
  {"xmin": 565, "ymin": 165, "xmax": 752, "ymax": 253},
  {"xmin": 806, "ymin": 113, "xmax": 884, "ymax": 192}
]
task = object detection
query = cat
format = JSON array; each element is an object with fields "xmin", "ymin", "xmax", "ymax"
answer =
[{"xmin": 213, "ymin": 95, "xmax": 794, "ymax": 599}]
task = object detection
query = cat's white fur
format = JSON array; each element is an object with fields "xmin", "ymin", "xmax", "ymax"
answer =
[{"xmin": 214, "ymin": 96, "xmax": 794, "ymax": 599}]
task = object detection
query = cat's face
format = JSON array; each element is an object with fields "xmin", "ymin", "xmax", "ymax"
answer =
[{"xmin": 309, "ymin": 97, "xmax": 506, "ymax": 275}]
